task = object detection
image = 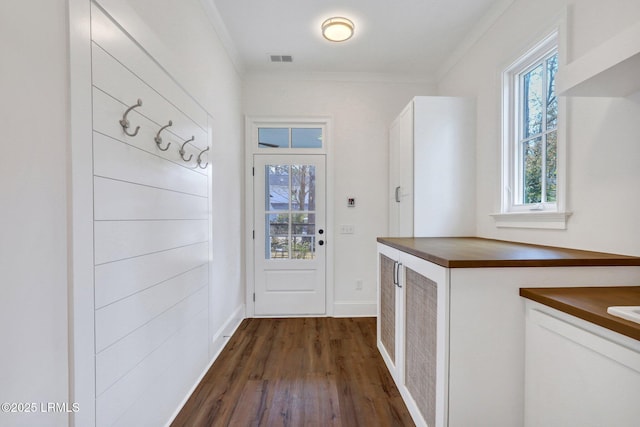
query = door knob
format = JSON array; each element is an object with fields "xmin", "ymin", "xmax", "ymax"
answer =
[
  {"xmin": 318, "ymin": 229, "xmax": 324, "ymax": 234},
  {"xmin": 318, "ymin": 240, "xmax": 324, "ymax": 246}
]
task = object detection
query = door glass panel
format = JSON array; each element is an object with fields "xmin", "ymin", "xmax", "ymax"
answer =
[
  {"xmin": 265, "ymin": 165, "xmax": 289, "ymax": 211},
  {"xmin": 292, "ymin": 128, "xmax": 323, "ymax": 148},
  {"xmin": 292, "ymin": 236, "xmax": 315, "ymax": 259},
  {"xmin": 258, "ymin": 128, "xmax": 289, "ymax": 148},
  {"xmin": 266, "ymin": 214, "xmax": 289, "ymax": 259},
  {"xmin": 264, "ymin": 163, "xmax": 317, "ymax": 261},
  {"xmin": 291, "ymin": 165, "xmax": 315, "ymax": 210}
]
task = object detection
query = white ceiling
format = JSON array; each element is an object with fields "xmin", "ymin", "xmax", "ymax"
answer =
[{"xmin": 208, "ymin": 0, "xmax": 512, "ymax": 78}]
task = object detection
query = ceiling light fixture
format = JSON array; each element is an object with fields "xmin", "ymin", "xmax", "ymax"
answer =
[{"xmin": 321, "ymin": 17, "xmax": 354, "ymax": 42}]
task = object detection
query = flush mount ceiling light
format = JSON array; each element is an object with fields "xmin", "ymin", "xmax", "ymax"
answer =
[{"xmin": 321, "ymin": 17, "xmax": 354, "ymax": 42}]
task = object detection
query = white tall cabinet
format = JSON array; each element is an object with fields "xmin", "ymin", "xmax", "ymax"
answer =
[{"xmin": 389, "ymin": 97, "xmax": 476, "ymax": 237}]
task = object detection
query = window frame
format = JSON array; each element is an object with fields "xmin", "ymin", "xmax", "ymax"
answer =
[{"xmin": 495, "ymin": 29, "xmax": 570, "ymax": 229}]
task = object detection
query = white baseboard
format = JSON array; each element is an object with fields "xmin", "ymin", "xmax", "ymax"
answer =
[
  {"xmin": 165, "ymin": 303, "xmax": 245, "ymax": 427},
  {"xmin": 209, "ymin": 304, "xmax": 245, "ymax": 358},
  {"xmin": 332, "ymin": 301, "xmax": 377, "ymax": 317}
]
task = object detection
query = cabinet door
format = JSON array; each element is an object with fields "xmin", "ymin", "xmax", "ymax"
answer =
[
  {"xmin": 400, "ymin": 253, "xmax": 449, "ymax": 427},
  {"xmin": 389, "ymin": 118, "xmax": 401, "ymax": 237},
  {"xmin": 389, "ymin": 102, "xmax": 414, "ymax": 237},
  {"xmin": 525, "ymin": 304, "xmax": 640, "ymax": 427},
  {"xmin": 380, "ymin": 253, "xmax": 397, "ymax": 363},
  {"xmin": 377, "ymin": 243, "xmax": 401, "ymax": 378},
  {"xmin": 397, "ymin": 103, "xmax": 414, "ymax": 236}
]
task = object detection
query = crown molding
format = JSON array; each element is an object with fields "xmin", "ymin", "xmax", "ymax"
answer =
[
  {"xmin": 198, "ymin": 0, "xmax": 245, "ymax": 74},
  {"xmin": 436, "ymin": 0, "xmax": 515, "ymax": 82}
]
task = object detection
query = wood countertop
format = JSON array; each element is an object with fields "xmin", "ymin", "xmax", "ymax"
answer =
[
  {"xmin": 520, "ymin": 286, "xmax": 640, "ymax": 341},
  {"xmin": 377, "ymin": 237, "xmax": 640, "ymax": 268}
]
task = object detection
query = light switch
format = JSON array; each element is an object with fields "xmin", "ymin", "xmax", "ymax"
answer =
[{"xmin": 340, "ymin": 224, "xmax": 355, "ymax": 234}]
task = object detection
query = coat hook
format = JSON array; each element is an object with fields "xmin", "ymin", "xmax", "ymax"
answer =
[
  {"xmin": 154, "ymin": 120, "xmax": 173, "ymax": 151},
  {"xmin": 179, "ymin": 136, "xmax": 195, "ymax": 162},
  {"xmin": 119, "ymin": 99, "xmax": 143, "ymax": 137},
  {"xmin": 197, "ymin": 146, "xmax": 210, "ymax": 169}
]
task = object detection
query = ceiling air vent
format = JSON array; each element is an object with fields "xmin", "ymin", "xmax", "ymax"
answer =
[{"xmin": 270, "ymin": 55, "xmax": 293, "ymax": 63}]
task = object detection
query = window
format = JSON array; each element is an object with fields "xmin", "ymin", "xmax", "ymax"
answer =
[
  {"xmin": 496, "ymin": 30, "xmax": 569, "ymax": 229},
  {"xmin": 258, "ymin": 127, "xmax": 323, "ymax": 149}
]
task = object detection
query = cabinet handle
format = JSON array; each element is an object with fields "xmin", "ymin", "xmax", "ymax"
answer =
[
  {"xmin": 393, "ymin": 261, "xmax": 398, "ymax": 286},
  {"xmin": 395, "ymin": 186, "xmax": 401, "ymax": 203},
  {"xmin": 394, "ymin": 262, "xmax": 402, "ymax": 288}
]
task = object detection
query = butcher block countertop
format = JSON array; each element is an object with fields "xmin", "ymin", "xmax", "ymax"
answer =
[
  {"xmin": 377, "ymin": 237, "xmax": 640, "ymax": 268},
  {"xmin": 520, "ymin": 287, "xmax": 640, "ymax": 341}
]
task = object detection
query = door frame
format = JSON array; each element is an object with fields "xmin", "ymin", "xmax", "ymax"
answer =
[{"xmin": 244, "ymin": 116, "xmax": 334, "ymax": 317}]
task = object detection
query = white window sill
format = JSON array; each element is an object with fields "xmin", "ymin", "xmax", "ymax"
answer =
[{"xmin": 491, "ymin": 211, "xmax": 572, "ymax": 230}]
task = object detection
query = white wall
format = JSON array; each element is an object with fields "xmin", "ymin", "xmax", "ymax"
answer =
[
  {"xmin": 0, "ymin": 1, "xmax": 70, "ymax": 426},
  {"xmin": 437, "ymin": 0, "xmax": 640, "ymax": 256},
  {"xmin": 244, "ymin": 75, "xmax": 435, "ymax": 315}
]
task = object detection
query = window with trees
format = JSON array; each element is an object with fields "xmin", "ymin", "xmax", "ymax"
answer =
[{"xmin": 502, "ymin": 32, "xmax": 559, "ymax": 213}]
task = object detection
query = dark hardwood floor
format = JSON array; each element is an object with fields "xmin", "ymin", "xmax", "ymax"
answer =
[{"xmin": 172, "ymin": 317, "xmax": 415, "ymax": 426}]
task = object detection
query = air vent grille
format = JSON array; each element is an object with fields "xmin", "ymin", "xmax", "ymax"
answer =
[{"xmin": 270, "ymin": 55, "xmax": 293, "ymax": 63}]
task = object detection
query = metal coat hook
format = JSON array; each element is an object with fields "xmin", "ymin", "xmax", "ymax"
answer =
[
  {"xmin": 179, "ymin": 136, "xmax": 195, "ymax": 162},
  {"xmin": 197, "ymin": 146, "xmax": 210, "ymax": 169},
  {"xmin": 119, "ymin": 99, "xmax": 143, "ymax": 137},
  {"xmin": 154, "ymin": 120, "xmax": 173, "ymax": 151}
]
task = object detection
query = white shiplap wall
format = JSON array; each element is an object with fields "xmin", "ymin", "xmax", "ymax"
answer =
[{"xmin": 90, "ymin": 4, "xmax": 211, "ymax": 426}]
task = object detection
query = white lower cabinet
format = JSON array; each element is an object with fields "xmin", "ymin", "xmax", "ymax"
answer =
[
  {"xmin": 376, "ymin": 241, "xmax": 640, "ymax": 427},
  {"xmin": 524, "ymin": 301, "xmax": 640, "ymax": 427},
  {"xmin": 377, "ymin": 243, "xmax": 449, "ymax": 427}
]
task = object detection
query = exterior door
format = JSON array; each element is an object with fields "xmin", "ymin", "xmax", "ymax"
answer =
[{"xmin": 253, "ymin": 154, "xmax": 326, "ymax": 315}]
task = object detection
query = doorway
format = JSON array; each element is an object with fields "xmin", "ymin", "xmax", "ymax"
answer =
[{"xmin": 253, "ymin": 154, "xmax": 326, "ymax": 315}]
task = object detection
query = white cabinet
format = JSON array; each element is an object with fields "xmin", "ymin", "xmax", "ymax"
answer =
[
  {"xmin": 377, "ymin": 243, "xmax": 449, "ymax": 427},
  {"xmin": 524, "ymin": 301, "xmax": 640, "ymax": 427},
  {"xmin": 388, "ymin": 97, "xmax": 476, "ymax": 237},
  {"xmin": 376, "ymin": 238, "xmax": 640, "ymax": 427}
]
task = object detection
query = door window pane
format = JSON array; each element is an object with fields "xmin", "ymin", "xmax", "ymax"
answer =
[
  {"xmin": 292, "ymin": 128, "xmax": 323, "ymax": 148},
  {"xmin": 268, "ymin": 236, "xmax": 289, "ymax": 259},
  {"xmin": 292, "ymin": 213, "xmax": 315, "ymax": 235},
  {"xmin": 266, "ymin": 165, "xmax": 289, "ymax": 211},
  {"xmin": 266, "ymin": 214, "xmax": 289, "ymax": 259},
  {"xmin": 291, "ymin": 165, "xmax": 315, "ymax": 210},
  {"xmin": 292, "ymin": 236, "xmax": 315, "ymax": 259}
]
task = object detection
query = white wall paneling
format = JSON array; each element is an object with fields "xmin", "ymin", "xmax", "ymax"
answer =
[
  {"xmin": 94, "ymin": 220, "xmax": 208, "ymax": 265},
  {"xmin": 95, "ymin": 242, "xmax": 208, "ymax": 308},
  {"xmin": 87, "ymin": 3, "xmax": 214, "ymax": 425},
  {"xmin": 95, "ymin": 264, "xmax": 208, "ymax": 351},
  {"xmin": 96, "ymin": 286, "xmax": 208, "ymax": 396},
  {"xmin": 96, "ymin": 306, "xmax": 209, "ymax": 427},
  {"xmin": 90, "ymin": 2, "xmax": 209, "ymax": 128},
  {"xmin": 92, "ymin": 87, "xmax": 209, "ymax": 167},
  {"xmin": 92, "ymin": 43, "xmax": 208, "ymax": 144},
  {"xmin": 94, "ymin": 177, "xmax": 208, "ymax": 221},
  {"xmin": 93, "ymin": 132, "xmax": 208, "ymax": 197}
]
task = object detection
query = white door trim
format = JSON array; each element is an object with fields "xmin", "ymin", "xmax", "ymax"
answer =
[{"xmin": 244, "ymin": 116, "xmax": 334, "ymax": 317}]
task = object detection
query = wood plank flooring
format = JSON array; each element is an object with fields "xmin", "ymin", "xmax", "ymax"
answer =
[{"xmin": 172, "ymin": 317, "xmax": 415, "ymax": 426}]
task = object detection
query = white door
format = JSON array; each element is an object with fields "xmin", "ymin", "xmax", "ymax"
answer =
[{"xmin": 253, "ymin": 154, "xmax": 326, "ymax": 315}]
